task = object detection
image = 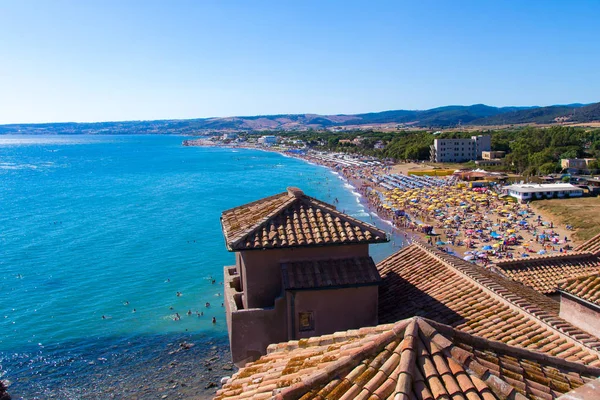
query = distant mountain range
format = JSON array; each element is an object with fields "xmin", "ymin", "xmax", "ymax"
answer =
[{"xmin": 1, "ymin": 102, "xmax": 599, "ymax": 135}]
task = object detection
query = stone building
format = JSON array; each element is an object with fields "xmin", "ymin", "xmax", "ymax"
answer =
[
  {"xmin": 217, "ymin": 241, "xmax": 600, "ymax": 399},
  {"xmin": 221, "ymin": 187, "xmax": 388, "ymax": 365}
]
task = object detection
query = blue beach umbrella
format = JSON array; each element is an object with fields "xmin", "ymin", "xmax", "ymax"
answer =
[{"xmin": 482, "ymin": 245, "xmax": 493, "ymax": 251}]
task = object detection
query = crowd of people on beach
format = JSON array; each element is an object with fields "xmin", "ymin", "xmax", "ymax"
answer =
[{"xmin": 296, "ymin": 151, "xmax": 571, "ymax": 267}]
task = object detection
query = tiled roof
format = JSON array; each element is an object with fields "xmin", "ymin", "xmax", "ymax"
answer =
[
  {"xmin": 215, "ymin": 317, "xmax": 600, "ymax": 400},
  {"xmin": 559, "ymin": 275, "xmax": 600, "ymax": 307},
  {"xmin": 575, "ymin": 233, "xmax": 600, "ymax": 256},
  {"xmin": 492, "ymin": 253, "xmax": 600, "ymax": 295},
  {"xmin": 220, "ymin": 187, "xmax": 388, "ymax": 251},
  {"xmin": 281, "ymin": 257, "xmax": 381, "ymax": 291},
  {"xmin": 377, "ymin": 243, "xmax": 600, "ymax": 366}
]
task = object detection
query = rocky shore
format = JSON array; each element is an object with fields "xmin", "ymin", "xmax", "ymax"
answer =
[{"xmin": 4, "ymin": 333, "xmax": 235, "ymax": 400}]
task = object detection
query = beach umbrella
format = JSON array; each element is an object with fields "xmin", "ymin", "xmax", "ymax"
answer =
[
  {"xmin": 436, "ymin": 240, "xmax": 446, "ymax": 246},
  {"xmin": 478, "ymin": 253, "xmax": 488, "ymax": 258},
  {"xmin": 492, "ymin": 243, "xmax": 500, "ymax": 248},
  {"xmin": 482, "ymin": 245, "xmax": 493, "ymax": 250},
  {"xmin": 538, "ymin": 250, "xmax": 547, "ymax": 255},
  {"xmin": 522, "ymin": 243, "xmax": 530, "ymax": 247},
  {"xmin": 463, "ymin": 255, "xmax": 475, "ymax": 261}
]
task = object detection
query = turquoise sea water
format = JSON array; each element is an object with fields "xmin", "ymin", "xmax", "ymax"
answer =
[{"xmin": 0, "ymin": 135, "xmax": 404, "ymax": 397}]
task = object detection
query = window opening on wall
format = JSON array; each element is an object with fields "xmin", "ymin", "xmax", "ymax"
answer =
[{"xmin": 298, "ymin": 311, "xmax": 314, "ymax": 332}]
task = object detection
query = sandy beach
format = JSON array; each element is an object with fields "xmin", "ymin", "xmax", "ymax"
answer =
[{"xmin": 289, "ymin": 150, "xmax": 579, "ymax": 267}]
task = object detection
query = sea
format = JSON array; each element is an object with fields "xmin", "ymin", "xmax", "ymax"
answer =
[{"xmin": 0, "ymin": 135, "xmax": 406, "ymax": 399}]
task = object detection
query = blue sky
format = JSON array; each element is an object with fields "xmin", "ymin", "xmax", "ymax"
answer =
[{"xmin": 1, "ymin": 0, "xmax": 599, "ymax": 124}]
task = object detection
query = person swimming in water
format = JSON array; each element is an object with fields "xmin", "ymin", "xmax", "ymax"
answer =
[
  {"xmin": 187, "ymin": 309, "xmax": 192, "ymax": 316},
  {"xmin": 212, "ymin": 317, "xmax": 216, "ymax": 324},
  {"xmin": 176, "ymin": 291, "xmax": 181, "ymax": 297},
  {"xmin": 205, "ymin": 302, "xmax": 210, "ymax": 307}
]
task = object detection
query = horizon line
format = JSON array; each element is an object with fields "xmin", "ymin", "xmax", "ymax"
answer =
[{"xmin": 0, "ymin": 101, "xmax": 594, "ymax": 126}]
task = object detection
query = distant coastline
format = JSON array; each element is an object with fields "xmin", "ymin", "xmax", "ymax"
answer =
[{"xmin": 3, "ymin": 101, "xmax": 600, "ymax": 135}]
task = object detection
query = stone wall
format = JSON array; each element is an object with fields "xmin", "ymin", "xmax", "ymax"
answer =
[
  {"xmin": 286, "ymin": 285, "xmax": 378, "ymax": 340},
  {"xmin": 239, "ymin": 244, "xmax": 369, "ymax": 309},
  {"xmin": 559, "ymin": 294, "xmax": 600, "ymax": 338}
]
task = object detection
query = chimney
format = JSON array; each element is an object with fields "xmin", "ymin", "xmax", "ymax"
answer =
[{"xmin": 287, "ymin": 187, "xmax": 304, "ymax": 198}]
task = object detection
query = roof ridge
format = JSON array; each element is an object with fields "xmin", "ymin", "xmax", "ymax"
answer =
[
  {"xmin": 494, "ymin": 251, "xmax": 596, "ymax": 268},
  {"xmin": 575, "ymin": 232, "xmax": 600, "ymax": 254},
  {"xmin": 300, "ymin": 194, "xmax": 388, "ymax": 238},
  {"xmin": 220, "ymin": 191, "xmax": 287, "ymax": 215},
  {"xmin": 221, "ymin": 189, "xmax": 388, "ymax": 251},
  {"xmin": 228, "ymin": 194, "xmax": 297, "ymax": 249},
  {"xmin": 273, "ymin": 319, "xmax": 411, "ymax": 399},
  {"xmin": 413, "ymin": 242, "xmax": 600, "ymax": 356},
  {"xmin": 217, "ymin": 316, "xmax": 600, "ymax": 399},
  {"xmin": 423, "ymin": 317, "xmax": 600, "ymax": 376},
  {"xmin": 558, "ymin": 272, "xmax": 600, "ymax": 289}
]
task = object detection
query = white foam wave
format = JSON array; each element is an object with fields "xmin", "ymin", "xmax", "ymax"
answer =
[
  {"xmin": 0, "ymin": 162, "xmax": 39, "ymax": 170},
  {"xmin": 0, "ymin": 136, "xmax": 115, "ymax": 146}
]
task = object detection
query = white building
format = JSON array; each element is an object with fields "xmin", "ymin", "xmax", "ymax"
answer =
[
  {"xmin": 258, "ymin": 135, "xmax": 278, "ymax": 145},
  {"xmin": 504, "ymin": 183, "xmax": 583, "ymax": 202},
  {"xmin": 374, "ymin": 141, "xmax": 385, "ymax": 150},
  {"xmin": 430, "ymin": 135, "xmax": 491, "ymax": 163},
  {"xmin": 221, "ymin": 133, "xmax": 238, "ymax": 141}
]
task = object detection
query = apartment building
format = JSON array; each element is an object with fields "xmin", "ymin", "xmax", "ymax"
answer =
[{"xmin": 430, "ymin": 135, "xmax": 491, "ymax": 163}]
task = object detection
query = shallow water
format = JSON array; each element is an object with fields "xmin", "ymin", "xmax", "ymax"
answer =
[{"xmin": 0, "ymin": 135, "xmax": 404, "ymax": 398}]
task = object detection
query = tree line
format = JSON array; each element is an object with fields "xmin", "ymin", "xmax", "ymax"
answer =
[{"xmin": 244, "ymin": 126, "xmax": 600, "ymax": 175}]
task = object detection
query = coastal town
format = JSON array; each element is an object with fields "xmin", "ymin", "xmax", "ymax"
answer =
[
  {"xmin": 5, "ymin": 2, "xmax": 600, "ymax": 399},
  {"xmin": 183, "ymin": 132, "xmax": 600, "ymax": 399},
  {"xmin": 184, "ymin": 133, "xmax": 600, "ymax": 263}
]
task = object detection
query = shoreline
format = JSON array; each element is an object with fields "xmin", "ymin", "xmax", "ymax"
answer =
[
  {"xmin": 184, "ymin": 141, "xmax": 433, "ymax": 253},
  {"xmin": 3, "ymin": 332, "xmax": 233, "ymax": 399},
  {"xmin": 184, "ymin": 142, "xmax": 584, "ymax": 261}
]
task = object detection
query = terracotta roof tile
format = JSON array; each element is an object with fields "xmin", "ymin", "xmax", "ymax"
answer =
[
  {"xmin": 377, "ymin": 242, "xmax": 600, "ymax": 367},
  {"xmin": 492, "ymin": 253, "xmax": 600, "ymax": 295},
  {"xmin": 215, "ymin": 317, "xmax": 600, "ymax": 400},
  {"xmin": 575, "ymin": 233, "xmax": 600, "ymax": 256},
  {"xmin": 559, "ymin": 274, "xmax": 600, "ymax": 307},
  {"xmin": 220, "ymin": 187, "xmax": 388, "ymax": 251},
  {"xmin": 281, "ymin": 257, "xmax": 381, "ymax": 290}
]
